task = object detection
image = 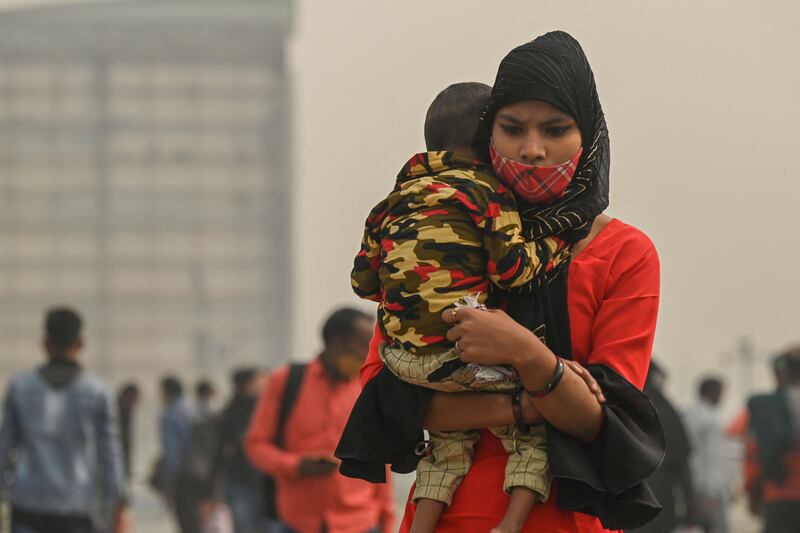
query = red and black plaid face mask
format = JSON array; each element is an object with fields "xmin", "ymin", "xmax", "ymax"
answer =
[{"xmin": 490, "ymin": 139, "xmax": 583, "ymax": 204}]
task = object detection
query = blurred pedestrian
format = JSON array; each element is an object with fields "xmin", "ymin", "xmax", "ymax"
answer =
[
  {"xmin": 188, "ymin": 378, "xmax": 222, "ymax": 501},
  {"xmin": 0, "ymin": 306, "xmax": 129, "ymax": 533},
  {"xmin": 245, "ymin": 307, "xmax": 395, "ymax": 533},
  {"xmin": 744, "ymin": 347, "xmax": 800, "ymax": 533},
  {"xmin": 183, "ymin": 378, "xmax": 224, "ymax": 533},
  {"xmin": 683, "ymin": 377, "xmax": 733, "ymax": 533},
  {"xmin": 157, "ymin": 375, "xmax": 198, "ymax": 533},
  {"xmin": 630, "ymin": 360, "xmax": 694, "ymax": 533},
  {"xmin": 117, "ymin": 382, "xmax": 140, "ymax": 481},
  {"xmin": 204, "ymin": 368, "xmax": 267, "ymax": 533},
  {"xmin": 195, "ymin": 379, "xmax": 219, "ymax": 420}
]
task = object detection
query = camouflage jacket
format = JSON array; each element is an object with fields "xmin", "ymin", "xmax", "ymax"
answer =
[{"xmin": 352, "ymin": 152, "xmax": 568, "ymax": 354}]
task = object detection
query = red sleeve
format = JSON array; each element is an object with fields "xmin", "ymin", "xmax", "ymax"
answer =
[
  {"xmin": 587, "ymin": 241, "xmax": 660, "ymax": 390},
  {"xmin": 244, "ymin": 367, "xmax": 302, "ymax": 478},
  {"xmin": 360, "ymin": 321, "xmax": 387, "ymax": 387}
]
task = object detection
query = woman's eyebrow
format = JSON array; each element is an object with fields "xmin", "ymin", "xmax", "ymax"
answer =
[
  {"xmin": 542, "ymin": 115, "xmax": 573, "ymax": 126},
  {"xmin": 496, "ymin": 113, "xmax": 523, "ymax": 125},
  {"xmin": 497, "ymin": 113, "xmax": 573, "ymax": 126}
]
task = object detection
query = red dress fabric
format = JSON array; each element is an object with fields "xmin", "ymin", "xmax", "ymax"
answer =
[{"xmin": 360, "ymin": 218, "xmax": 660, "ymax": 533}]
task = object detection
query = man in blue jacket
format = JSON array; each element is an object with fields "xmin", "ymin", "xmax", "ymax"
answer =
[{"xmin": 0, "ymin": 307, "xmax": 128, "ymax": 533}]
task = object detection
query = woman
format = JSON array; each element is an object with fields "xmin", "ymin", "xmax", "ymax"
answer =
[{"xmin": 340, "ymin": 31, "xmax": 663, "ymax": 533}]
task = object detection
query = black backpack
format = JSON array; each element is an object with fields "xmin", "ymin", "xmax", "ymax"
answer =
[{"xmin": 263, "ymin": 362, "xmax": 307, "ymax": 519}]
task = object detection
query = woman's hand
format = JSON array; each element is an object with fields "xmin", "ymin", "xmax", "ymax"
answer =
[
  {"xmin": 441, "ymin": 307, "xmax": 549, "ymax": 368},
  {"xmin": 562, "ymin": 359, "xmax": 606, "ymax": 403},
  {"xmin": 441, "ymin": 306, "xmax": 606, "ymax": 403}
]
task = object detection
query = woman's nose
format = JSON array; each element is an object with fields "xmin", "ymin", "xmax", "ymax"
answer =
[{"xmin": 520, "ymin": 135, "xmax": 546, "ymax": 163}]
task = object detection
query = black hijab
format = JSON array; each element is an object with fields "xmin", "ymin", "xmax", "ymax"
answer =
[{"xmin": 476, "ymin": 30, "xmax": 610, "ymax": 245}]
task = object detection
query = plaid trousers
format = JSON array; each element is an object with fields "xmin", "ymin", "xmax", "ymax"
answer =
[{"xmin": 381, "ymin": 343, "xmax": 551, "ymax": 506}]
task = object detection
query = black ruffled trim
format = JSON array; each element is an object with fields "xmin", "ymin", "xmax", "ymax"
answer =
[
  {"xmin": 548, "ymin": 364, "xmax": 665, "ymax": 529},
  {"xmin": 336, "ymin": 367, "xmax": 432, "ymax": 483}
]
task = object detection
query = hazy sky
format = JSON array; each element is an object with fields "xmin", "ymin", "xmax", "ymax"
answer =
[{"xmin": 288, "ymin": 0, "xmax": 800, "ymax": 409}]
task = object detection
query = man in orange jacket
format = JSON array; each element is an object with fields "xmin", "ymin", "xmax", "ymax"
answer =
[{"xmin": 245, "ymin": 308, "xmax": 395, "ymax": 533}]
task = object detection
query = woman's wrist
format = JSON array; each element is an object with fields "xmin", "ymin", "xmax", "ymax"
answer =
[
  {"xmin": 525, "ymin": 357, "xmax": 564, "ymax": 398},
  {"xmin": 513, "ymin": 336, "xmax": 559, "ymax": 392}
]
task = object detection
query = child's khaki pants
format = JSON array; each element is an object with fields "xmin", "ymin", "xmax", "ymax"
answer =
[{"xmin": 381, "ymin": 342, "xmax": 551, "ymax": 506}]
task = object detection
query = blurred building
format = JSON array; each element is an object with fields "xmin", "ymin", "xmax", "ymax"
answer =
[{"xmin": 0, "ymin": 0, "xmax": 293, "ymax": 383}]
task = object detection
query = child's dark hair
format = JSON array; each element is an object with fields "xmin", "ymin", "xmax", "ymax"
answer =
[
  {"xmin": 424, "ymin": 82, "xmax": 492, "ymax": 153},
  {"xmin": 45, "ymin": 306, "xmax": 83, "ymax": 349}
]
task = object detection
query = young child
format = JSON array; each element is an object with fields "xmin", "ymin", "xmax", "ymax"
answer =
[{"xmin": 351, "ymin": 82, "xmax": 570, "ymax": 533}]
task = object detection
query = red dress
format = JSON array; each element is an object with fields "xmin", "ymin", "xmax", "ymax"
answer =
[{"xmin": 360, "ymin": 218, "xmax": 660, "ymax": 533}]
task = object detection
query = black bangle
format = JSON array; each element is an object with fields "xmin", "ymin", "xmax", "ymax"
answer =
[
  {"xmin": 510, "ymin": 389, "xmax": 530, "ymax": 432},
  {"xmin": 525, "ymin": 356, "xmax": 564, "ymax": 398}
]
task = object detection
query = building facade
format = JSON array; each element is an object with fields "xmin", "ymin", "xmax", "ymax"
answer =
[{"xmin": 0, "ymin": 0, "xmax": 293, "ymax": 383}]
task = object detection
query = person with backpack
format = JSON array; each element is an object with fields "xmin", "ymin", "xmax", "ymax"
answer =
[{"xmin": 245, "ymin": 308, "xmax": 395, "ymax": 533}]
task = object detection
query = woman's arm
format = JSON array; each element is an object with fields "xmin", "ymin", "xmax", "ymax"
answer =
[
  {"xmin": 423, "ymin": 391, "xmax": 526, "ymax": 432},
  {"xmin": 422, "ymin": 362, "xmax": 603, "ymax": 433},
  {"xmin": 516, "ymin": 340, "xmax": 604, "ymax": 442},
  {"xmin": 442, "ymin": 307, "xmax": 603, "ymax": 442},
  {"xmin": 361, "ymin": 305, "xmax": 604, "ymax": 436}
]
